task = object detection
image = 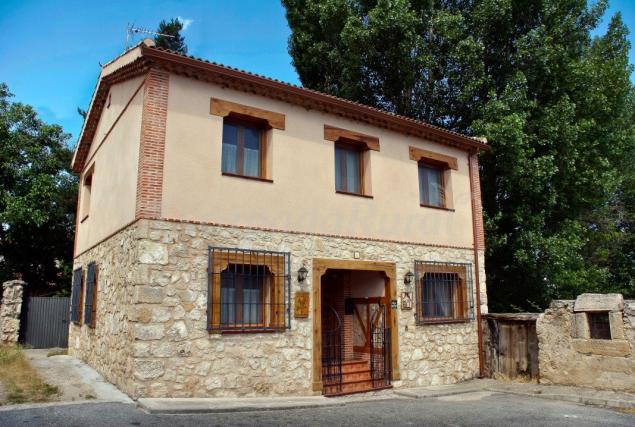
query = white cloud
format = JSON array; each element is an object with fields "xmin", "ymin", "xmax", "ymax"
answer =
[{"xmin": 177, "ymin": 16, "xmax": 193, "ymax": 31}]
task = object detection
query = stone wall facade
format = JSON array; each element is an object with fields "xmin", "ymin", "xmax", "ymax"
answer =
[
  {"xmin": 0, "ymin": 280, "xmax": 26, "ymax": 344},
  {"xmin": 68, "ymin": 224, "xmax": 140, "ymax": 397},
  {"xmin": 70, "ymin": 218, "xmax": 486, "ymax": 399},
  {"xmin": 537, "ymin": 295, "xmax": 635, "ymax": 392}
]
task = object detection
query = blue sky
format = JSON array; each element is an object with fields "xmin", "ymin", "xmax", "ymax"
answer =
[{"xmin": 1, "ymin": 0, "xmax": 633, "ymax": 146}]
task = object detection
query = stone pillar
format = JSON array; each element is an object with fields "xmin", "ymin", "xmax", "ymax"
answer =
[{"xmin": 0, "ymin": 280, "xmax": 26, "ymax": 344}]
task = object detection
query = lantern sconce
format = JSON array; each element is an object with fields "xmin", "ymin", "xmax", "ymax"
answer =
[
  {"xmin": 404, "ymin": 271, "xmax": 414, "ymax": 287},
  {"xmin": 297, "ymin": 266, "xmax": 308, "ymax": 284}
]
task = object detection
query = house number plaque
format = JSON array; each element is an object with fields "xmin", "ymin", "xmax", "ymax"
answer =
[{"xmin": 294, "ymin": 291, "xmax": 309, "ymax": 318}]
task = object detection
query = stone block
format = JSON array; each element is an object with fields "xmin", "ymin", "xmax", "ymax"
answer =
[
  {"xmin": 139, "ymin": 241, "xmax": 168, "ymax": 265},
  {"xmin": 572, "ymin": 338, "xmax": 631, "ymax": 357},
  {"xmin": 135, "ymin": 286, "xmax": 163, "ymax": 304},
  {"xmin": 574, "ymin": 293, "xmax": 624, "ymax": 312},
  {"xmin": 609, "ymin": 312, "xmax": 625, "ymax": 340},
  {"xmin": 134, "ymin": 360, "xmax": 165, "ymax": 380},
  {"xmin": 134, "ymin": 324, "xmax": 165, "ymax": 341},
  {"xmin": 572, "ymin": 313, "xmax": 590, "ymax": 339}
]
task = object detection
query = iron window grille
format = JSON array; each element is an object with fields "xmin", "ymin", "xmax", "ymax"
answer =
[
  {"xmin": 70, "ymin": 267, "xmax": 84, "ymax": 324},
  {"xmin": 588, "ymin": 312, "xmax": 611, "ymax": 339},
  {"xmin": 208, "ymin": 247, "xmax": 291, "ymax": 332},
  {"xmin": 414, "ymin": 260, "xmax": 475, "ymax": 325},
  {"xmin": 84, "ymin": 262, "xmax": 98, "ymax": 328}
]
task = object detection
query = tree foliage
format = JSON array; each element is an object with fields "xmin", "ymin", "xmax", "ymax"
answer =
[
  {"xmin": 154, "ymin": 18, "xmax": 188, "ymax": 54},
  {"xmin": 0, "ymin": 83, "xmax": 77, "ymax": 294},
  {"xmin": 283, "ymin": 0, "xmax": 635, "ymax": 310}
]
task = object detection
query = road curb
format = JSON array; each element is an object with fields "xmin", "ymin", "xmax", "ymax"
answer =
[{"xmin": 484, "ymin": 387, "xmax": 635, "ymax": 410}]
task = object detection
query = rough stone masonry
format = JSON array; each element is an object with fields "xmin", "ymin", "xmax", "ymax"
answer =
[
  {"xmin": 69, "ymin": 219, "xmax": 486, "ymax": 399},
  {"xmin": 0, "ymin": 280, "xmax": 26, "ymax": 344}
]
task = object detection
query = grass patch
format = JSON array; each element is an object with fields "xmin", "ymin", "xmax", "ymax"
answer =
[
  {"xmin": 0, "ymin": 345, "xmax": 59, "ymax": 404},
  {"xmin": 46, "ymin": 348, "xmax": 67, "ymax": 357}
]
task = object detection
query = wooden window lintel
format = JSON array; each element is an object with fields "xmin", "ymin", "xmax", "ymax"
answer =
[
  {"xmin": 409, "ymin": 146, "xmax": 458, "ymax": 170},
  {"xmin": 211, "ymin": 98, "xmax": 285, "ymax": 130},
  {"xmin": 324, "ymin": 124, "xmax": 380, "ymax": 151}
]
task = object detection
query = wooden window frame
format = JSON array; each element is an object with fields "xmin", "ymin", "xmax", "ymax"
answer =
[
  {"xmin": 334, "ymin": 141, "xmax": 368, "ymax": 197},
  {"xmin": 414, "ymin": 262, "xmax": 472, "ymax": 325},
  {"xmin": 419, "ymin": 161, "xmax": 447, "ymax": 209},
  {"xmin": 80, "ymin": 164, "xmax": 95, "ymax": 223},
  {"xmin": 221, "ymin": 117, "xmax": 270, "ymax": 181},
  {"xmin": 209, "ymin": 250, "xmax": 288, "ymax": 333}
]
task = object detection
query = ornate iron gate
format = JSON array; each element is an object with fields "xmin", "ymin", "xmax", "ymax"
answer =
[
  {"xmin": 370, "ymin": 304, "xmax": 391, "ymax": 388},
  {"xmin": 321, "ymin": 304, "xmax": 342, "ymax": 393}
]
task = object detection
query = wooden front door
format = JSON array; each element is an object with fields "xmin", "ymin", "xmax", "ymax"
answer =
[{"xmin": 351, "ymin": 297, "xmax": 385, "ymax": 355}]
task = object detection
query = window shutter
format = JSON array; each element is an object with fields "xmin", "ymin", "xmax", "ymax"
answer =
[
  {"xmin": 70, "ymin": 268, "xmax": 83, "ymax": 323},
  {"xmin": 84, "ymin": 263, "xmax": 96, "ymax": 326}
]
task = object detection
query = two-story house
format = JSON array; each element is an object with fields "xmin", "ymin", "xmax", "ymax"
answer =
[{"xmin": 68, "ymin": 39, "xmax": 488, "ymax": 399}]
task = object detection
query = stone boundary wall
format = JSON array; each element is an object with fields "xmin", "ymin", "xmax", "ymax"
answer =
[
  {"xmin": 537, "ymin": 296, "xmax": 635, "ymax": 392},
  {"xmin": 0, "ymin": 280, "xmax": 26, "ymax": 344},
  {"xmin": 71, "ymin": 218, "xmax": 486, "ymax": 398}
]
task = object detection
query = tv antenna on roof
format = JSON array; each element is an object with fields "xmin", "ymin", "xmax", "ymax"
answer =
[{"xmin": 126, "ymin": 23, "xmax": 175, "ymax": 48}]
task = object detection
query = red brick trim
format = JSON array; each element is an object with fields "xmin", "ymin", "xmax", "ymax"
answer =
[
  {"xmin": 136, "ymin": 69, "xmax": 169, "ymax": 218},
  {"xmin": 469, "ymin": 153, "xmax": 485, "ymax": 251}
]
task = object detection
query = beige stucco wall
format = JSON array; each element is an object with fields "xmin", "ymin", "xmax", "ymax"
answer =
[
  {"xmin": 75, "ymin": 76, "xmax": 144, "ymax": 254},
  {"xmin": 161, "ymin": 74, "xmax": 475, "ymax": 248}
]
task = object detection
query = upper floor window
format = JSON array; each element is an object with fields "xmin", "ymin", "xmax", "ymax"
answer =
[
  {"xmin": 409, "ymin": 146, "xmax": 457, "ymax": 210},
  {"xmin": 222, "ymin": 119, "xmax": 264, "ymax": 178},
  {"xmin": 335, "ymin": 143, "xmax": 363, "ymax": 195},
  {"xmin": 419, "ymin": 162, "xmax": 445, "ymax": 208},
  {"xmin": 325, "ymin": 125, "xmax": 378, "ymax": 198},
  {"xmin": 81, "ymin": 164, "xmax": 94, "ymax": 222}
]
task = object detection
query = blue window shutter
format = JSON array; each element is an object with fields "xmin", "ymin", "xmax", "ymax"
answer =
[
  {"xmin": 84, "ymin": 263, "xmax": 96, "ymax": 326},
  {"xmin": 70, "ymin": 268, "xmax": 83, "ymax": 323}
]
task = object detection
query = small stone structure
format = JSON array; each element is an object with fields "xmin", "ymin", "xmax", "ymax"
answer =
[
  {"xmin": 537, "ymin": 293, "xmax": 635, "ymax": 392},
  {"xmin": 0, "ymin": 280, "xmax": 26, "ymax": 344}
]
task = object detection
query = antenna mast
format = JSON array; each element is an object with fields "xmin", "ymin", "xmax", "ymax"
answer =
[{"xmin": 126, "ymin": 23, "xmax": 175, "ymax": 48}]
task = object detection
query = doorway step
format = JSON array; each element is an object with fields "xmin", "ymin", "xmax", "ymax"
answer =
[{"xmin": 323, "ymin": 360, "xmax": 392, "ymax": 396}]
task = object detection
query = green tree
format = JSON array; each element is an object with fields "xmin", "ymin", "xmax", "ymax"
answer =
[
  {"xmin": 154, "ymin": 18, "xmax": 188, "ymax": 54},
  {"xmin": 0, "ymin": 83, "xmax": 77, "ymax": 295},
  {"xmin": 283, "ymin": 0, "xmax": 635, "ymax": 310}
]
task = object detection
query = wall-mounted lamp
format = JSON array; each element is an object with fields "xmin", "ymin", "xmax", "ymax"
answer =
[
  {"xmin": 404, "ymin": 271, "xmax": 414, "ymax": 287},
  {"xmin": 298, "ymin": 266, "xmax": 308, "ymax": 284}
]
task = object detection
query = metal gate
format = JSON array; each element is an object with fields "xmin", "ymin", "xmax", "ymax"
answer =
[
  {"xmin": 370, "ymin": 304, "xmax": 391, "ymax": 388},
  {"xmin": 20, "ymin": 296, "xmax": 70, "ymax": 348},
  {"xmin": 321, "ymin": 304, "xmax": 343, "ymax": 393}
]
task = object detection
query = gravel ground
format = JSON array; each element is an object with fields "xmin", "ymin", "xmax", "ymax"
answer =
[{"xmin": 1, "ymin": 392, "xmax": 634, "ymax": 427}]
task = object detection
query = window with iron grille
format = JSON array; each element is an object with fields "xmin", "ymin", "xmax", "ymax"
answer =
[
  {"xmin": 208, "ymin": 247, "xmax": 291, "ymax": 332},
  {"xmin": 414, "ymin": 261, "xmax": 474, "ymax": 324},
  {"xmin": 84, "ymin": 262, "xmax": 98, "ymax": 328},
  {"xmin": 70, "ymin": 267, "xmax": 84, "ymax": 324},
  {"xmin": 588, "ymin": 312, "xmax": 611, "ymax": 339}
]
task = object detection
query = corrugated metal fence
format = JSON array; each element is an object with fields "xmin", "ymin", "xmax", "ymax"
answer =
[{"xmin": 20, "ymin": 296, "xmax": 70, "ymax": 348}]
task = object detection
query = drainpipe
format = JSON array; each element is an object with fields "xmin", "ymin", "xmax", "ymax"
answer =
[{"xmin": 468, "ymin": 149, "xmax": 485, "ymax": 378}]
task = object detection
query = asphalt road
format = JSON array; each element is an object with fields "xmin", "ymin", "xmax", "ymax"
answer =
[{"xmin": 1, "ymin": 392, "xmax": 633, "ymax": 426}]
